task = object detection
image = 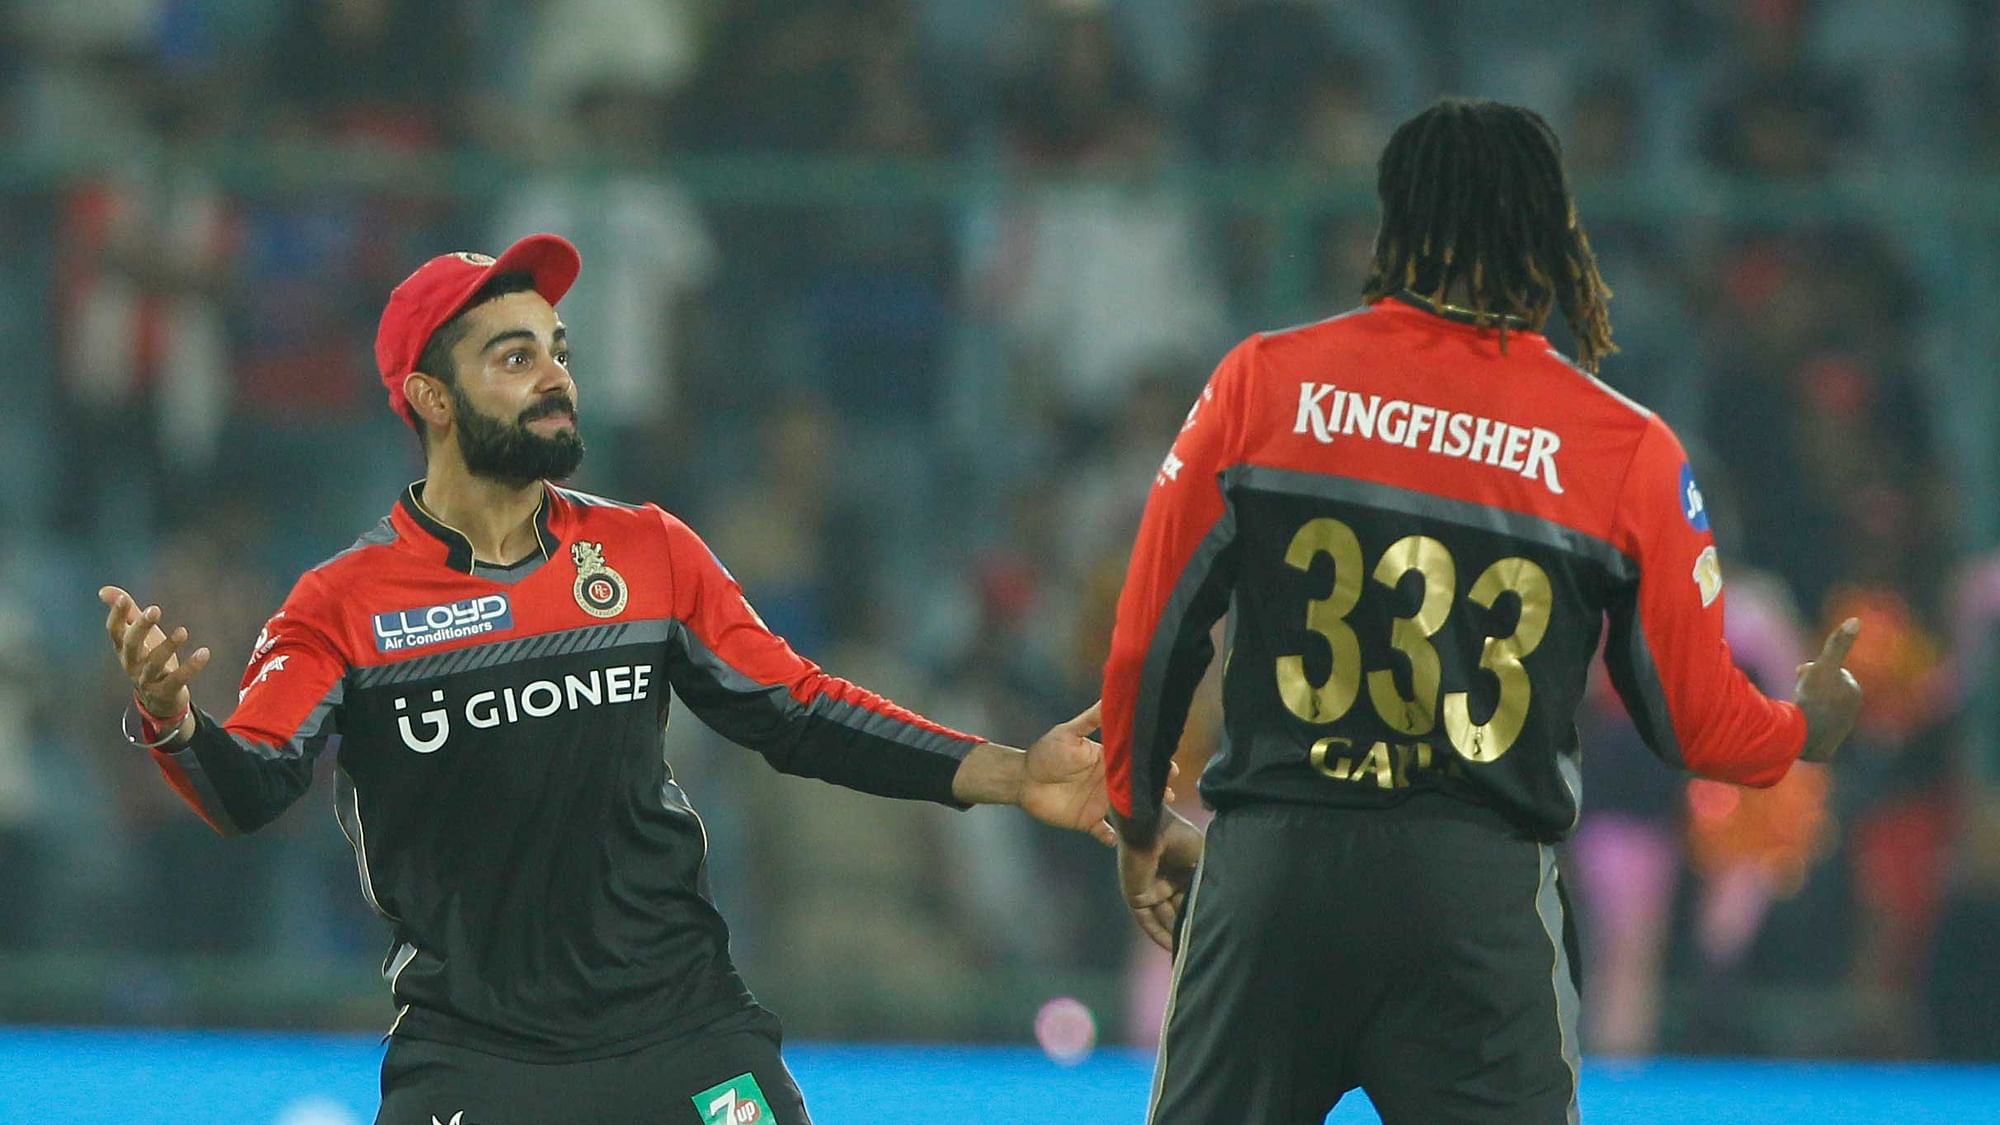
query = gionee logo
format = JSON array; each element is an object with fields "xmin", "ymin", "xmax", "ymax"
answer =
[
  {"xmin": 392, "ymin": 664, "xmax": 655, "ymax": 754},
  {"xmin": 395, "ymin": 690, "xmax": 450, "ymax": 753}
]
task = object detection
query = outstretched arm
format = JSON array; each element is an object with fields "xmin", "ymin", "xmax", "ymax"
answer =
[
  {"xmin": 951, "ymin": 703, "xmax": 1116, "ymax": 845},
  {"xmin": 1603, "ymin": 421, "xmax": 1861, "ymax": 783},
  {"xmin": 99, "ymin": 582, "xmax": 343, "ymax": 835},
  {"xmin": 102, "ymin": 585, "xmax": 212, "ymax": 748},
  {"xmin": 657, "ymin": 511, "xmax": 1114, "ymax": 841}
]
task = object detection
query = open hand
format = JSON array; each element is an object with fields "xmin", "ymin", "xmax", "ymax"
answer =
[
  {"xmin": 100, "ymin": 586, "xmax": 211, "ymax": 723},
  {"xmin": 1795, "ymin": 617, "xmax": 1862, "ymax": 764},
  {"xmin": 1019, "ymin": 702, "xmax": 1115, "ymax": 845}
]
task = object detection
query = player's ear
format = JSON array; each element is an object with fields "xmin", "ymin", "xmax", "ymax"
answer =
[{"xmin": 404, "ymin": 371, "xmax": 453, "ymax": 432}]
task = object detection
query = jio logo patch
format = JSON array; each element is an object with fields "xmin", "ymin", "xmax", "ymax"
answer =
[{"xmin": 1679, "ymin": 463, "xmax": 1710, "ymax": 532}]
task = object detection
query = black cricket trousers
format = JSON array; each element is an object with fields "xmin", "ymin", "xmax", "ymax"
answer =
[{"xmin": 1148, "ymin": 797, "xmax": 1582, "ymax": 1124}]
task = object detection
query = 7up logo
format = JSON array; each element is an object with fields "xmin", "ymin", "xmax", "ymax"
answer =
[{"xmin": 695, "ymin": 1073, "xmax": 776, "ymax": 1124}]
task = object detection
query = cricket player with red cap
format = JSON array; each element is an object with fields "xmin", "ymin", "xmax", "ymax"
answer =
[{"xmin": 97, "ymin": 234, "xmax": 1116, "ymax": 1124}]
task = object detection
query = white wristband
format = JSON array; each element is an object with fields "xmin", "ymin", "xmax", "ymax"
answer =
[{"xmin": 122, "ymin": 706, "xmax": 188, "ymax": 751}]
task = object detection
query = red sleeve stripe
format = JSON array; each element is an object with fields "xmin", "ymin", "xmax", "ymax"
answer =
[
  {"xmin": 675, "ymin": 621, "xmax": 980, "ymax": 754},
  {"xmin": 1112, "ymin": 508, "xmax": 1232, "ymax": 812},
  {"xmin": 790, "ymin": 673, "xmax": 983, "ymax": 749}
]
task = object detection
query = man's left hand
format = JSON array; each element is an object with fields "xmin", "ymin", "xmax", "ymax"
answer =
[{"xmin": 1019, "ymin": 702, "xmax": 1116, "ymax": 845}]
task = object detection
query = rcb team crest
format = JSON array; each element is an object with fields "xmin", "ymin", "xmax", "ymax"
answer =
[{"xmin": 571, "ymin": 541, "xmax": 629, "ymax": 618}]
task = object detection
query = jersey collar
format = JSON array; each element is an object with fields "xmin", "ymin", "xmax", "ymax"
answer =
[
  {"xmin": 393, "ymin": 480, "xmax": 562, "ymax": 574},
  {"xmin": 1389, "ymin": 289, "xmax": 1534, "ymax": 331}
]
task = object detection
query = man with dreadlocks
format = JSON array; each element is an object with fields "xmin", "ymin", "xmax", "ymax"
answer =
[{"xmin": 1100, "ymin": 98, "xmax": 1865, "ymax": 1122}]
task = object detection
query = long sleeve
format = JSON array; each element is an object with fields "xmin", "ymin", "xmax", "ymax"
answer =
[
  {"xmin": 658, "ymin": 512, "xmax": 983, "ymax": 804},
  {"xmin": 151, "ymin": 574, "xmax": 347, "ymax": 835},
  {"xmin": 1602, "ymin": 417, "xmax": 1805, "ymax": 786},
  {"xmin": 1102, "ymin": 337, "xmax": 1252, "ymax": 827}
]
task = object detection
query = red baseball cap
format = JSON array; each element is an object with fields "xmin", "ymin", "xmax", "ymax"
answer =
[{"xmin": 374, "ymin": 233, "xmax": 583, "ymax": 427}]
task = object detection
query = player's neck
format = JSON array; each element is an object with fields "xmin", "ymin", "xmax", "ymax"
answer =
[
  {"xmin": 1437, "ymin": 279, "xmax": 1517, "ymax": 314},
  {"xmin": 1417, "ymin": 279, "xmax": 1535, "ymax": 327},
  {"xmin": 418, "ymin": 457, "xmax": 547, "ymax": 565}
]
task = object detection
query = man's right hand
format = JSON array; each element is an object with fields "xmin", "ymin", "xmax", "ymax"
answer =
[
  {"xmin": 100, "ymin": 586, "xmax": 211, "ymax": 731},
  {"xmin": 1795, "ymin": 617, "xmax": 1862, "ymax": 764}
]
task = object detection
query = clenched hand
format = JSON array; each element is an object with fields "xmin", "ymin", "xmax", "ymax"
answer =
[{"xmin": 1795, "ymin": 617, "xmax": 1863, "ymax": 764}]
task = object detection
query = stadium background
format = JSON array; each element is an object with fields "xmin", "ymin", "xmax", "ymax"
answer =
[{"xmin": 3, "ymin": 0, "xmax": 2000, "ymax": 1121}]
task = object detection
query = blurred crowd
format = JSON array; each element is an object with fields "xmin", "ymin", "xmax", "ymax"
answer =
[{"xmin": 2, "ymin": 0, "xmax": 2000, "ymax": 1059}]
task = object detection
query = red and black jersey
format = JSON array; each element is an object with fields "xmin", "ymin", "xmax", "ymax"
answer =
[
  {"xmin": 148, "ymin": 483, "xmax": 982, "ymax": 1061},
  {"xmin": 1103, "ymin": 294, "xmax": 1804, "ymax": 840}
]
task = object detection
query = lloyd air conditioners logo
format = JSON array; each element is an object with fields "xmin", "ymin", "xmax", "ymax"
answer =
[{"xmin": 373, "ymin": 594, "xmax": 514, "ymax": 652}]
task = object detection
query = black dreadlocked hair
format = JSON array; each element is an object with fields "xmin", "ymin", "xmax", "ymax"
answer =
[{"xmin": 1362, "ymin": 98, "xmax": 1617, "ymax": 372}]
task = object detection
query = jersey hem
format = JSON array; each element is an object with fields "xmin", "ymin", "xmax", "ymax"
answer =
[{"xmin": 388, "ymin": 989, "xmax": 763, "ymax": 1064}]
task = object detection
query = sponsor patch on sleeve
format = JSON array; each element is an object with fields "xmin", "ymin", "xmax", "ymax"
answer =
[
  {"xmin": 1692, "ymin": 545, "xmax": 1724, "ymax": 607},
  {"xmin": 1680, "ymin": 463, "xmax": 1710, "ymax": 531}
]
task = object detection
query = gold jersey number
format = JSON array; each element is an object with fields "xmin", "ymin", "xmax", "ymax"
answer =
[{"xmin": 1275, "ymin": 517, "xmax": 1553, "ymax": 763}]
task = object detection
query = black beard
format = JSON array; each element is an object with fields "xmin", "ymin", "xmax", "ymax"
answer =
[{"xmin": 451, "ymin": 382, "xmax": 585, "ymax": 486}]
